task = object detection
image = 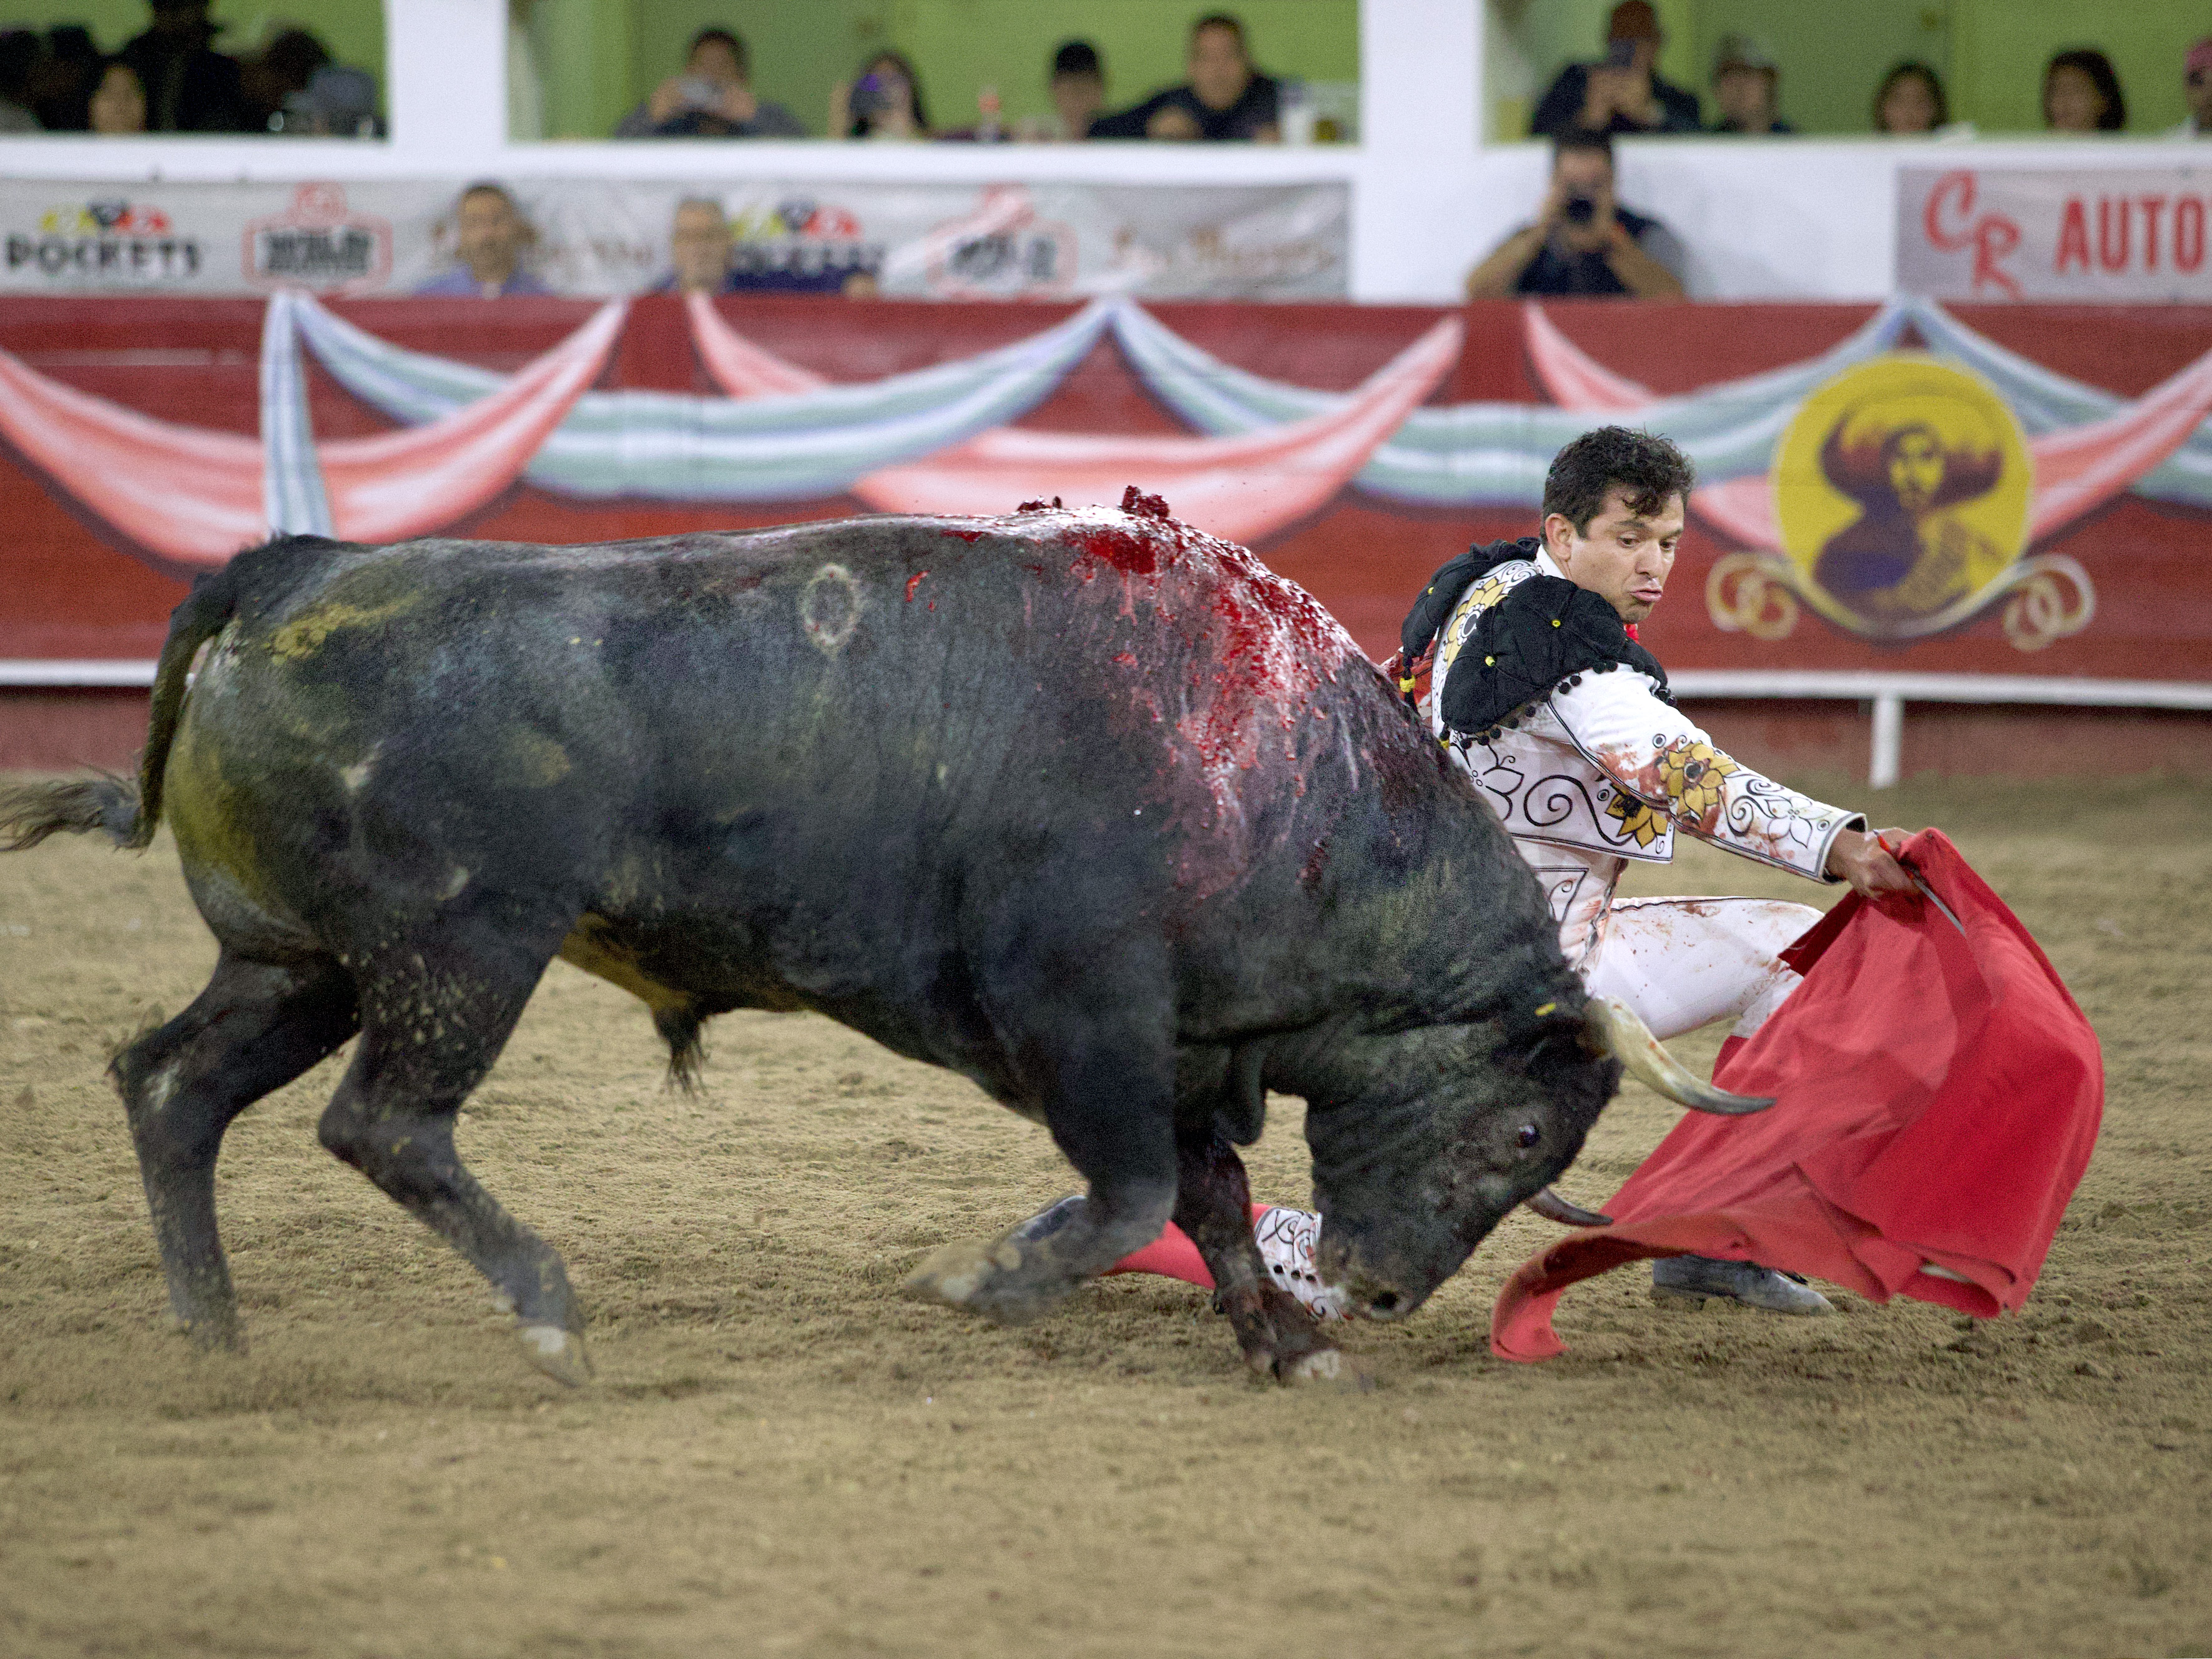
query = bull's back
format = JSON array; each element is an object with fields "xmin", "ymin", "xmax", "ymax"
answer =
[{"xmin": 160, "ymin": 513, "xmax": 1460, "ymax": 1035}]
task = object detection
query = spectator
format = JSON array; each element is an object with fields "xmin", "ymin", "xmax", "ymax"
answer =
[
  {"xmin": 830, "ymin": 51, "xmax": 929, "ymax": 140},
  {"xmin": 2044, "ymin": 48, "xmax": 2125, "ymax": 134},
  {"xmin": 416, "ymin": 184, "xmax": 549, "ymax": 297},
  {"xmin": 88, "ymin": 58, "xmax": 147, "ymax": 134},
  {"xmin": 1872, "ymin": 60, "xmax": 1947, "ymax": 134},
  {"xmin": 1093, "ymin": 12, "xmax": 1279, "ymax": 142},
  {"xmin": 1043, "ymin": 40, "xmax": 1106, "ymax": 140},
  {"xmin": 279, "ymin": 64, "xmax": 379, "ymax": 136},
  {"xmin": 239, "ymin": 27, "xmax": 327, "ymax": 131},
  {"xmin": 1709, "ymin": 34, "xmax": 1789, "ymax": 134},
  {"xmin": 1464, "ymin": 129, "xmax": 1685, "ymax": 300},
  {"xmin": 616, "ymin": 27, "xmax": 803, "ymax": 139},
  {"xmin": 2176, "ymin": 39, "xmax": 2212, "ymax": 136},
  {"xmin": 1529, "ymin": 1, "xmax": 1700, "ymax": 139},
  {"xmin": 0, "ymin": 29, "xmax": 41, "ymax": 131},
  {"xmin": 653, "ymin": 197, "xmax": 735, "ymax": 294},
  {"xmin": 30, "ymin": 26, "xmax": 102, "ymax": 131},
  {"xmin": 117, "ymin": 0, "xmax": 248, "ymax": 132}
]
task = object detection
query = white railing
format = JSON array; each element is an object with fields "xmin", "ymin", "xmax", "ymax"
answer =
[
  {"xmin": 10, "ymin": 659, "xmax": 2206, "ymax": 788},
  {"xmin": 1669, "ymin": 671, "xmax": 2212, "ymax": 787}
]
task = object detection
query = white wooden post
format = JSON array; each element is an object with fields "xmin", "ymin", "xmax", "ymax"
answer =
[{"xmin": 1869, "ymin": 692, "xmax": 1904, "ymax": 789}]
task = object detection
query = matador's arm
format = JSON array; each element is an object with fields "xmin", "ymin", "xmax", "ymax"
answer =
[{"xmin": 1546, "ymin": 667, "xmax": 1866, "ymax": 881}]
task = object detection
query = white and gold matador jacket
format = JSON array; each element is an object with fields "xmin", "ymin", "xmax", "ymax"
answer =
[{"xmin": 1427, "ymin": 550, "xmax": 1865, "ymax": 971}]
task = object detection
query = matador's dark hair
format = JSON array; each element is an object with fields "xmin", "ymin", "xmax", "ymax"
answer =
[{"xmin": 1541, "ymin": 426, "xmax": 1696, "ymax": 534}]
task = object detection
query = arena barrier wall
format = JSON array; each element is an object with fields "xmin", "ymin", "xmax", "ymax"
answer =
[{"xmin": 4, "ymin": 295, "xmax": 2210, "ymax": 779}]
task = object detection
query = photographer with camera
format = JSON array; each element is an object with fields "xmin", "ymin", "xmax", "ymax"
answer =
[
  {"xmin": 1464, "ymin": 129, "xmax": 1684, "ymax": 300},
  {"xmin": 616, "ymin": 27, "xmax": 803, "ymax": 140}
]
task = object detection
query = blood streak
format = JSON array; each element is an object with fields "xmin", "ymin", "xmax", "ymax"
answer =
[
  {"xmin": 1051, "ymin": 502, "xmax": 1355, "ymax": 849},
  {"xmin": 906, "ymin": 571, "xmax": 928, "ymax": 603}
]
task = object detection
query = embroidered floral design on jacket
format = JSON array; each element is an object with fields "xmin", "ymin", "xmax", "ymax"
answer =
[
  {"xmin": 1604, "ymin": 790, "xmax": 1670, "ymax": 848},
  {"xmin": 1656, "ymin": 739, "xmax": 1741, "ymax": 830}
]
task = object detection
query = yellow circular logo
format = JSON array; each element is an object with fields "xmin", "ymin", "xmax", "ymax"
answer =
[{"xmin": 1772, "ymin": 355, "xmax": 2032, "ymax": 638}]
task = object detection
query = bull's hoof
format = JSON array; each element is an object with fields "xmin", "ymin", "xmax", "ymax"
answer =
[
  {"xmin": 903, "ymin": 1237, "xmax": 1059, "ymax": 1325},
  {"xmin": 517, "ymin": 1322, "xmax": 592, "ymax": 1387}
]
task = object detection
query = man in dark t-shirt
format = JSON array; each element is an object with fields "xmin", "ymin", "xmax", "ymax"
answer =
[
  {"xmin": 1465, "ymin": 130, "xmax": 1685, "ymax": 300},
  {"xmin": 1529, "ymin": 0, "xmax": 1700, "ymax": 139},
  {"xmin": 1090, "ymin": 11, "xmax": 1279, "ymax": 142}
]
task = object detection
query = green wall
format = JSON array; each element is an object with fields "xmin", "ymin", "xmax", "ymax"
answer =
[
  {"xmin": 1490, "ymin": 0, "xmax": 2199, "ymax": 137},
  {"xmin": 535, "ymin": 0, "xmax": 1357, "ymax": 139},
  {"xmin": 0, "ymin": 0, "xmax": 386, "ymax": 110}
]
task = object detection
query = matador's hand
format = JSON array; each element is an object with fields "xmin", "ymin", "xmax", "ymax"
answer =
[{"xmin": 1824, "ymin": 827, "xmax": 1919, "ymax": 901}]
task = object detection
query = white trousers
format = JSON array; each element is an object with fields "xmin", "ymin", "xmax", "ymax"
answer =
[{"xmin": 1582, "ymin": 893, "xmax": 1820, "ymax": 1043}]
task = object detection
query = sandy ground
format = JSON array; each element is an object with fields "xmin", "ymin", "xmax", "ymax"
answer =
[{"xmin": 1, "ymin": 770, "xmax": 2208, "ymax": 1659}]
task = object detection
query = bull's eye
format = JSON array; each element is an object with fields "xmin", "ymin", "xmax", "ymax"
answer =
[{"xmin": 1516, "ymin": 1123, "xmax": 1541, "ymax": 1149}]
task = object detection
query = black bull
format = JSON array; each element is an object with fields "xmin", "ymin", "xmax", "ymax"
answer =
[{"xmin": 0, "ymin": 503, "xmax": 1755, "ymax": 1384}]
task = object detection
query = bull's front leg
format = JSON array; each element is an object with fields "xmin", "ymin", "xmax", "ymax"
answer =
[
  {"xmin": 907, "ymin": 970, "xmax": 1179, "ymax": 1324},
  {"xmin": 1172, "ymin": 1130, "xmax": 1345, "ymax": 1384}
]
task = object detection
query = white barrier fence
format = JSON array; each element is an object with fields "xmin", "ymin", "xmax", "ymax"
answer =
[{"xmin": 10, "ymin": 660, "xmax": 2208, "ymax": 788}]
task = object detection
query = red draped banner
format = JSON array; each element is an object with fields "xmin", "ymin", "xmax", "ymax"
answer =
[{"xmin": 4, "ymin": 296, "xmax": 2211, "ymax": 682}]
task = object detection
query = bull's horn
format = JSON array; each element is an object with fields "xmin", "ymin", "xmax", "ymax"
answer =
[
  {"xmin": 1525, "ymin": 1186, "xmax": 1611, "ymax": 1228},
  {"xmin": 1586, "ymin": 997, "xmax": 1775, "ymax": 1116}
]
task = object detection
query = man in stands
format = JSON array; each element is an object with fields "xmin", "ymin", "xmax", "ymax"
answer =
[
  {"xmin": 616, "ymin": 26, "xmax": 804, "ymax": 139},
  {"xmin": 1530, "ymin": 0, "xmax": 1699, "ymax": 139},
  {"xmin": 1016, "ymin": 428, "xmax": 1917, "ymax": 1321},
  {"xmin": 2173, "ymin": 39, "xmax": 2212, "ymax": 137},
  {"xmin": 1093, "ymin": 12, "xmax": 1279, "ymax": 142},
  {"xmin": 1709, "ymin": 34, "xmax": 1791, "ymax": 135},
  {"xmin": 652, "ymin": 197, "xmax": 735, "ymax": 295},
  {"xmin": 116, "ymin": 0, "xmax": 245, "ymax": 131},
  {"xmin": 1465, "ymin": 130, "xmax": 1684, "ymax": 299},
  {"xmin": 415, "ymin": 184, "xmax": 549, "ymax": 298},
  {"xmin": 1029, "ymin": 39, "xmax": 1106, "ymax": 141}
]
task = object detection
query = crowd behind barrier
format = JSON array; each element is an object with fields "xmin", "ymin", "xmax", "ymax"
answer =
[{"xmin": 8, "ymin": 2, "xmax": 2212, "ymax": 146}]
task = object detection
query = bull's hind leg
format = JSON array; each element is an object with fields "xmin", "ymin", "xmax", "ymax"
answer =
[
  {"xmin": 112, "ymin": 952, "xmax": 360, "ymax": 1349},
  {"xmin": 315, "ymin": 918, "xmax": 591, "ymax": 1384},
  {"xmin": 1172, "ymin": 1131, "xmax": 1342, "ymax": 1384}
]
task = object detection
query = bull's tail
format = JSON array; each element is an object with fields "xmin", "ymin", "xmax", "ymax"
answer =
[{"xmin": 0, "ymin": 565, "xmax": 241, "ymax": 854}]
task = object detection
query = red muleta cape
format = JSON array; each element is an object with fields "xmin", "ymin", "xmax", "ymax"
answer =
[{"xmin": 1490, "ymin": 830, "xmax": 2101, "ymax": 1362}]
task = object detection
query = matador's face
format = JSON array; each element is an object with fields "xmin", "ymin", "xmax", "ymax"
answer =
[{"xmin": 1543, "ymin": 486, "xmax": 1684, "ymax": 624}]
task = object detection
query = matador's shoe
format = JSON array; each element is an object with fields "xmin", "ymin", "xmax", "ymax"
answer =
[{"xmin": 1651, "ymin": 1254, "xmax": 1834, "ymax": 1315}]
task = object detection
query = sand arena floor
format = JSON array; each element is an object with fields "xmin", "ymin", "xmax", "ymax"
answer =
[{"xmin": 0, "ymin": 771, "xmax": 2207, "ymax": 1659}]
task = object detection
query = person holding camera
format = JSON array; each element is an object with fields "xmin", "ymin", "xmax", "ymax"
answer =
[
  {"xmin": 616, "ymin": 27, "xmax": 803, "ymax": 139},
  {"xmin": 1530, "ymin": 0, "xmax": 1700, "ymax": 139},
  {"xmin": 1465, "ymin": 129, "xmax": 1684, "ymax": 300}
]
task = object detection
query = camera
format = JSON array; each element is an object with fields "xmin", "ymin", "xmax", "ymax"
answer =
[
  {"xmin": 677, "ymin": 76, "xmax": 720, "ymax": 111},
  {"xmin": 1563, "ymin": 195, "xmax": 1598, "ymax": 225}
]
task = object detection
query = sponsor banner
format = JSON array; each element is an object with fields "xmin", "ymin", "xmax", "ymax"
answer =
[
  {"xmin": 1899, "ymin": 165, "xmax": 2212, "ymax": 303},
  {"xmin": 2, "ymin": 296, "xmax": 2208, "ymax": 686},
  {"xmin": 0, "ymin": 178, "xmax": 1346, "ymax": 301}
]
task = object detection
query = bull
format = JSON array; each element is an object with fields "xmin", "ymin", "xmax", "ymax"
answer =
[{"xmin": 0, "ymin": 495, "xmax": 1761, "ymax": 1385}]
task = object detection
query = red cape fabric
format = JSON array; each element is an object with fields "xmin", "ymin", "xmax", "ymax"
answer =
[{"xmin": 1490, "ymin": 830, "xmax": 2102, "ymax": 1362}]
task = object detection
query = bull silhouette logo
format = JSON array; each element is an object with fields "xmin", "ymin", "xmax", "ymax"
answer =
[{"xmin": 1771, "ymin": 356, "xmax": 2032, "ymax": 640}]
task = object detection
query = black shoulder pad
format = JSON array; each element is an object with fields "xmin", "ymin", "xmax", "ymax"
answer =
[
  {"xmin": 1440, "ymin": 577, "xmax": 1671, "ymax": 737},
  {"xmin": 1399, "ymin": 536, "xmax": 1541, "ymax": 662}
]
